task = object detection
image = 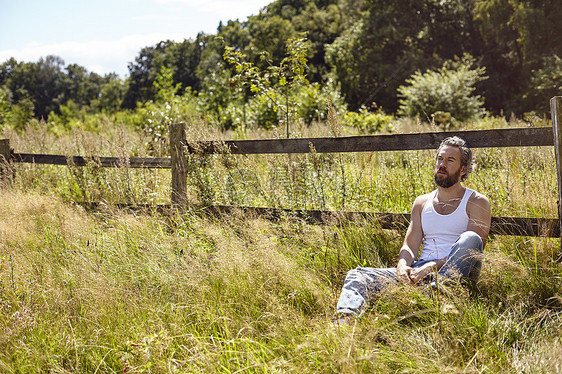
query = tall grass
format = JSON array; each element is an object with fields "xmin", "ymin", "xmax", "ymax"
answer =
[{"xmin": 1, "ymin": 115, "xmax": 561, "ymax": 372}]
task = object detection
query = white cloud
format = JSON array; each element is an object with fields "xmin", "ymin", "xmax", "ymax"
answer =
[
  {"xmin": 0, "ymin": 1, "xmax": 272, "ymax": 78},
  {"xmin": 0, "ymin": 33, "xmax": 189, "ymax": 78}
]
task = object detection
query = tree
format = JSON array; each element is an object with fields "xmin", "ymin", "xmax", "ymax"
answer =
[
  {"xmin": 397, "ymin": 55, "xmax": 487, "ymax": 124},
  {"xmin": 326, "ymin": 0, "xmax": 485, "ymax": 112},
  {"xmin": 0, "ymin": 56, "xmax": 121, "ymax": 122},
  {"xmin": 247, "ymin": 16, "xmax": 296, "ymax": 68},
  {"xmin": 217, "ymin": 20, "xmax": 251, "ymax": 52},
  {"xmin": 474, "ymin": 0, "xmax": 562, "ymax": 113},
  {"xmin": 123, "ymin": 42, "xmax": 169, "ymax": 108},
  {"xmin": 526, "ymin": 55, "xmax": 562, "ymax": 113},
  {"xmin": 0, "ymin": 56, "xmax": 67, "ymax": 119},
  {"xmin": 65, "ymin": 64, "xmax": 108, "ymax": 109},
  {"xmin": 90, "ymin": 75, "xmax": 126, "ymax": 113},
  {"xmin": 224, "ymin": 33, "xmax": 310, "ymax": 134},
  {"xmin": 123, "ymin": 35, "xmax": 211, "ymax": 108},
  {"xmin": 291, "ymin": 2, "xmax": 343, "ymax": 82},
  {"xmin": 251, "ymin": 0, "xmax": 343, "ymax": 82}
]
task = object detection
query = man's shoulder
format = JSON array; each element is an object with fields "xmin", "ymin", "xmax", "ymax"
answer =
[
  {"xmin": 468, "ymin": 189, "xmax": 490, "ymax": 204},
  {"xmin": 467, "ymin": 189, "xmax": 491, "ymax": 213},
  {"xmin": 413, "ymin": 191, "xmax": 434, "ymax": 209}
]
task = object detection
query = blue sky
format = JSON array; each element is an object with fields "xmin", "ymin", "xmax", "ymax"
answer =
[{"xmin": 0, "ymin": 0, "xmax": 271, "ymax": 77}]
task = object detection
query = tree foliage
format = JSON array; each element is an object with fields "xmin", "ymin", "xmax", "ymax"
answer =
[
  {"xmin": 0, "ymin": 56, "xmax": 121, "ymax": 130},
  {"xmin": 224, "ymin": 33, "xmax": 312, "ymax": 132},
  {"xmin": 326, "ymin": 0, "xmax": 482, "ymax": 112},
  {"xmin": 397, "ymin": 55, "xmax": 487, "ymax": 124},
  {"xmin": 473, "ymin": 0, "xmax": 562, "ymax": 113},
  {"xmin": 1, "ymin": 0, "xmax": 560, "ymax": 127}
]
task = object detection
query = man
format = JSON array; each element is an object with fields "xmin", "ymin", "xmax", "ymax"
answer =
[{"xmin": 336, "ymin": 136, "xmax": 491, "ymax": 319}]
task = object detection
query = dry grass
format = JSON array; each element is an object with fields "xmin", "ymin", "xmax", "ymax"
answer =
[
  {"xmin": 1, "ymin": 115, "xmax": 561, "ymax": 372},
  {"xmin": 1, "ymin": 185, "xmax": 560, "ymax": 372}
]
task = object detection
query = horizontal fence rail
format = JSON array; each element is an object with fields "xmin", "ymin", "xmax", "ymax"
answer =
[
  {"xmin": 8, "ymin": 127, "xmax": 554, "ymax": 168},
  {"xmin": 2, "ymin": 106, "xmax": 562, "ymax": 246},
  {"xmin": 206, "ymin": 206, "xmax": 561, "ymax": 238},
  {"xmin": 188, "ymin": 127, "xmax": 554, "ymax": 155},
  {"xmin": 77, "ymin": 203, "xmax": 561, "ymax": 238},
  {"xmin": 13, "ymin": 153, "xmax": 171, "ymax": 168}
]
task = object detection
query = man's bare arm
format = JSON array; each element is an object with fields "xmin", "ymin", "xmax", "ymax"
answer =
[
  {"xmin": 396, "ymin": 195, "xmax": 426, "ymax": 282},
  {"xmin": 467, "ymin": 192, "xmax": 492, "ymax": 248}
]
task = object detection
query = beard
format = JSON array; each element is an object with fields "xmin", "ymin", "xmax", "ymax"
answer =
[{"xmin": 434, "ymin": 167, "xmax": 461, "ymax": 188}]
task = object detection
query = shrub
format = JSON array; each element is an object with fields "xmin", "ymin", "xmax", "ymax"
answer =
[
  {"xmin": 294, "ymin": 81, "xmax": 346, "ymax": 127},
  {"xmin": 247, "ymin": 91, "xmax": 282, "ymax": 130},
  {"xmin": 397, "ymin": 54, "xmax": 487, "ymax": 125},
  {"xmin": 526, "ymin": 54, "xmax": 562, "ymax": 113},
  {"xmin": 341, "ymin": 106, "xmax": 393, "ymax": 134},
  {"xmin": 0, "ymin": 87, "xmax": 10, "ymax": 128}
]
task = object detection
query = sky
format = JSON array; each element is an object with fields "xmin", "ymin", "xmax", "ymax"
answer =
[{"xmin": 0, "ymin": 0, "xmax": 272, "ymax": 78}]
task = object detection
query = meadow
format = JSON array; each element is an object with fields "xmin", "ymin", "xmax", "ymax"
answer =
[{"xmin": 1, "ymin": 114, "xmax": 561, "ymax": 373}]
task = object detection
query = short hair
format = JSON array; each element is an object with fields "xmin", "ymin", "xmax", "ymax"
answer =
[{"xmin": 437, "ymin": 136, "xmax": 473, "ymax": 181}]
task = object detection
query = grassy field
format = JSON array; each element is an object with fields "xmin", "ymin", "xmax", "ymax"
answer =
[{"xmin": 1, "ymin": 116, "xmax": 562, "ymax": 373}]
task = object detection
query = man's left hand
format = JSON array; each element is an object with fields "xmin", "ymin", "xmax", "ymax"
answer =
[{"xmin": 409, "ymin": 262, "xmax": 437, "ymax": 283}]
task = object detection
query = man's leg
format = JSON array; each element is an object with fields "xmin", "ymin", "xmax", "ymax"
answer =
[
  {"xmin": 435, "ymin": 231, "xmax": 483, "ymax": 286},
  {"xmin": 336, "ymin": 266, "xmax": 398, "ymax": 317}
]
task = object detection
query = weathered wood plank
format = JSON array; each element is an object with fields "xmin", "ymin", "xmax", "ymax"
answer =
[
  {"xmin": 75, "ymin": 200, "xmax": 561, "ymax": 237},
  {"xmin": 78, "ymin": 202, "xmax": 559, "ymax": 237},
  {"xmin": 551, "ymin": 96, "xmax": 562, "ymax": 256},
  {"xmin": 170, "ymin": 123, "xmax": 188, "ymax": 209},
  {"xmin": 13, "ymin": 153, "xmax": 171, "ymax": 168},
  {"xmin": 205, "ymin": 205, "xmax": 560, "ymax": 237},
  {"xmin": 10, "ymin": 127, "xmax": 553, "ymax": 166},
  {"xmin": 490, "ymin": 216, "xmax": 560, "ymax": 237},
  {"xmin": 187, "ymin": 127, "xmax": 553, "ymax": 155},
  {"xmin": 0, "ymin": 139, "xmax": 13, "ymax": 187}
]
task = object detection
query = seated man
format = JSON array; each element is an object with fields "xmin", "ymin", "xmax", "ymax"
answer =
[{"xmin": 336, "ymin": 136, "xmax": 491, "ymax": 318}]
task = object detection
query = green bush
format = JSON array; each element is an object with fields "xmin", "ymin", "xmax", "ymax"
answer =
[
  {"xmin": 247, "ymin": 91, "xmax": 282, "ymax": 130},
  {"xmin": 0, "ymin": 88, "xmax": 35, "ymax": 132},
  {"xmin": 397, "ymin": 54, "xmax": 487, "ymax": 125},
  {"xmin": 294, "ymin": 81, "xmax": 346, "ymax": 127},
  {"xmin": 342, "ymin": 106, "xmax": 393, "ymax": 134},
  {"xmin": 526, "ymin": 54, "xmax": 562, "ymax": 113},
  {"xmin": 209, "ymin": 82, "xmax": 346, "ymax": 131}
]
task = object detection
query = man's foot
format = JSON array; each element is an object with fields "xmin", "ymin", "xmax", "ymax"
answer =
[
  {"xmin": 426, "ymin": 279, "xmax": 456, "ymax": 297},
  {"xmin": 333, "ymin": 314, "xmax": 356, "ymax": 327}
]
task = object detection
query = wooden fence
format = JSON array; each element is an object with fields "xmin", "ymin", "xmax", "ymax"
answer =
[{"xmin": 1, "ymin": 97, "xmax": 562, "ymax": 253}]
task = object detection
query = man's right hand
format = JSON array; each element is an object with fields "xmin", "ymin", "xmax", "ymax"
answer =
[{"xmin": 396, "ymin": 261, "xmax": 413, "ymax": 284}]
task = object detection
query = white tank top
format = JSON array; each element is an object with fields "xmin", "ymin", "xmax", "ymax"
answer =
[{"xmin": 419, "ymin": 188, "xmax": 473, "ymax": 261}]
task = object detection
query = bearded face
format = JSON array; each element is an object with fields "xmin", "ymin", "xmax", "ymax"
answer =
[
  {"xmin": 433, "ymin": 144, "xmax": 466, "ymax": 188},
  {"xmin": 434, "ymin": 166, "xmax": 462, "ymax": 188}
]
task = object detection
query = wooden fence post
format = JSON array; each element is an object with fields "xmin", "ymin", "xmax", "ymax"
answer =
[
  {"xmin": 551, "ymin": 96, "xmax": 562, "ymax": 259},
  {"xmin": 170, "ymin": 123, "xmax": 188, "ymax": 209},
  {"xmin": 0, "ymin": 138, "xmax": 13, "ymax": 188}
]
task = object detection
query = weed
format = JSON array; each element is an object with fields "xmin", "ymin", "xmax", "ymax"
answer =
[{"xmin": 1, "ymin": 116, "xmax": 561, "ymax": 372}]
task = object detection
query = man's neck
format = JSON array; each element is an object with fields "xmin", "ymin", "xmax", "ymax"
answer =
[{"xmin": 436, "ymin": 183, "xmax": 465, "ymax": 202}]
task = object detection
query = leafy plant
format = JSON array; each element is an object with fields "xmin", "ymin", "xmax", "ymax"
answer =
[
  {"xmin": 526, "ymin": 54, "xmax": 562, "ymax": 113},
  {"xmin": 0, "ymin": 87, "xmax": 11, "ymax": 129},
  {"xmin": 134, "ymin": 66, "xmax": 197, "ymax": 156},
  {"xmin": 397, "ymin": 54, "xmax": 487, "ymax": 125},
  {"xmin": 342, "ymin": 105, "xmax": 394, "ymax": 134},
  {"xmin": 223, "ymin": 33, "xmax": 310, "ymax": 136}
]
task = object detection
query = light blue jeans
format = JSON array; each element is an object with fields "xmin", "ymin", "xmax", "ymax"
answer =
[{"xmin": 336, "ymin": 231, "xmax": 483, "ymax": 317}]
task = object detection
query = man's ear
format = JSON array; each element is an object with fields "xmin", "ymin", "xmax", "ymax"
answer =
[{"xmin": 460, "ymin": 165, "xmax": 467, "ymax": 179}]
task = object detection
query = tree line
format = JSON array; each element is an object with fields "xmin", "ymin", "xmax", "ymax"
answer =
[{"xmin": 1, "ymin": 0, "xmax": 561, "ymax": 130}]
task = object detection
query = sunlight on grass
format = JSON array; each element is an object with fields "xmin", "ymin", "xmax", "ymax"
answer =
[{"xmin": 1, "ymin": 116, "xmax": 561, "ymax": 372}]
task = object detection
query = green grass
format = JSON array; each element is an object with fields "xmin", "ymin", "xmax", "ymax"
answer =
[{"xmin": 1, "ymin": 116, "xmax": 562, "ymax": 372}]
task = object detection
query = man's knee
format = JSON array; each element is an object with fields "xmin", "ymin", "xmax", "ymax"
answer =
[
  {"xmin": 459, "ymin": 231, "xmax": 483, "ymax": 252},
  {"xmin": 342, "ymin": 268, "xmax": 365, "ymax": 287}
]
